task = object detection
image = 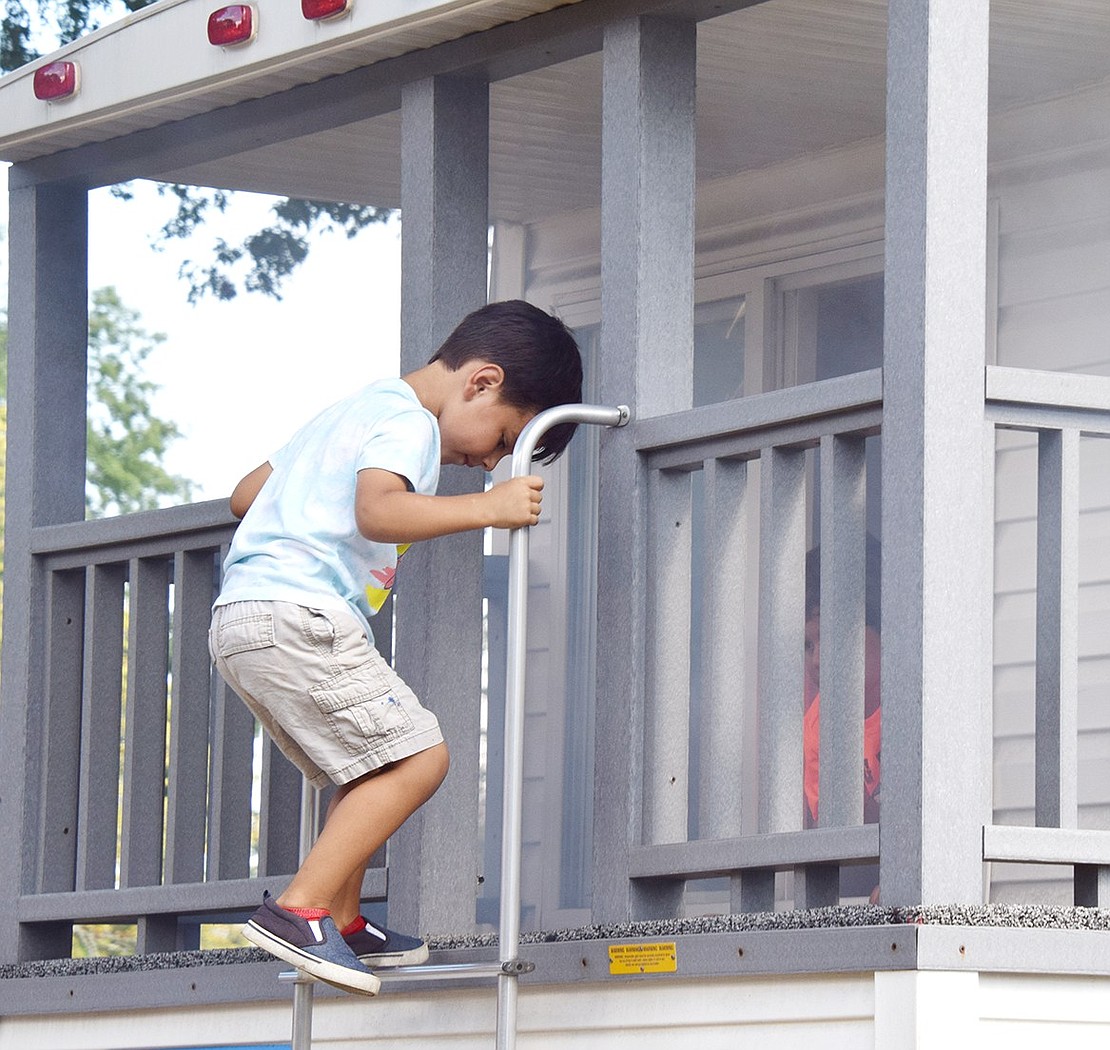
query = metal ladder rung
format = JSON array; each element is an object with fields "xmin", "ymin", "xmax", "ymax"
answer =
[{"xmin": 280, "ymin": 959, "xmax": 534, "ymax": 985}]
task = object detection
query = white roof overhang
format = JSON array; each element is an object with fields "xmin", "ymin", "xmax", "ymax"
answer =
[
  {"xmin": 0, "ymin": 0, "xmax": 591, "ymax": 166},
  {"xmin": 2, "ymin": 0, "xmax": 1109, "ymax": 228}
]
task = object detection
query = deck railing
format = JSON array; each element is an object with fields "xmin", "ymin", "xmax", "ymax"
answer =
[
  {"xmin": 984, "ymin": 366, "xmax": 1110, "ymax": 907},
  {"xmin": 615, "ymin": 364, "xmax": 1110, "ymax": 916},
  {"xmin": 626, "ymin": 368, "xmax": 883, "ymax": 913},
  {"xmin": 9, "ymin": 364, "xmax": 1110, "ymax": 967},
  {"xmin": 19, "ymin": 500, "xmax": 390, "ymax": 954}
]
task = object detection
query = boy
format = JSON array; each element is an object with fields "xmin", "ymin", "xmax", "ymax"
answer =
[{"xmin": 209, "ymin": 300, "xmax": 583, "ymax": 995}]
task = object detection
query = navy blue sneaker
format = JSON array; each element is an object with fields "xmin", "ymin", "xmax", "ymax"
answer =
[
  {"xmin": 243, "ymin": 892, "xmax": 381, "ymax": 996},
  {"xmin": 342, "ymin": 916, "xmax": 429, "ymax": 967}
]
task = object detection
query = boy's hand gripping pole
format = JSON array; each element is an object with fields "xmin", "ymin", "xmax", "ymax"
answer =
[{"xmin": 497, "ymin": 403, "xmax": 630, "ymax": 1050}]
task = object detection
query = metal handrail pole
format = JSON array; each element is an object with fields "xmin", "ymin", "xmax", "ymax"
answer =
[
  {"xmin": 291, "ymin": 778, "xmax": 320, "ymax": 1050},
  {"xmin": 496, "ymin": 403, "xmax": 629, "ymax": 1050}
]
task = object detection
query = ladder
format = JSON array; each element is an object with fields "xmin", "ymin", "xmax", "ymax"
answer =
[{"xmin": 285, "ymin": 402, "xmax": 630, "ymax": 1050}]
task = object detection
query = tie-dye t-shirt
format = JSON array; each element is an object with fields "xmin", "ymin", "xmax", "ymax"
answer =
[{"xmin": 215, "ymin": 378, "xmax": 440, "ymax": 640}]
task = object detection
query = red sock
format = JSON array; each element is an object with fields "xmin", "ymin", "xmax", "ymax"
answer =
[
  {"xmin": 340, "ymin": 916, "xmax": 367, "ymax": 937},
  {"xmin": 284, "ymin": 905, "xmax": 330, "ymax": 920}
]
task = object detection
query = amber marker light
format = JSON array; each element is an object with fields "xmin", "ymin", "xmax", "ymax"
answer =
[
  {"xmin": 33, "ymin": 60, "xmax": 79, "ymax": 101},
  {"xmin": 302, "ymin": 0, "xmax": 351, "ymax": 20},
  {"xmin": 208, "ymin": 4, "xmax": 256, "ymax": 46}
]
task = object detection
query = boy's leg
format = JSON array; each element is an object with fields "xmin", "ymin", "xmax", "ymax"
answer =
[
  {"xmin": 317, "ymin": 774, "xmax": 433, "ymax": 967},
  {"xmin": 241, "ymin": 742, "xmax": 446, "ymax": 993},
  {"xmin": 321, "ymin": 786, "xmax": 366, "ymax": 931},
  {"xmin": 278, "ymin": 741, "xmax": 450, "ymax": 918}
]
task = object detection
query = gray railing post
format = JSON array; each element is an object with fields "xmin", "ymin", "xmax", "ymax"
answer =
[{"xmin": 1035, "ymin": 429, "xmax": 1080, "ymax": 830}]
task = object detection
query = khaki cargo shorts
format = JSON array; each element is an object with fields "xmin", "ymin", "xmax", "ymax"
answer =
[{"xmin": 209, "ymin": 600, "xmax": 444, "ymax": 789}]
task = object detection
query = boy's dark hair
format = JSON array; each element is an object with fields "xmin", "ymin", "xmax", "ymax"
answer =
[{"xmin": 430, "ymin": 300, "xmax": 584, "ymax": 463}]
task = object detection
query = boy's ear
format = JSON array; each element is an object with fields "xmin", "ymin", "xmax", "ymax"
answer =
[{"xmin": 464, "ymin": 362, "xmax": 505, "ymax": 399}]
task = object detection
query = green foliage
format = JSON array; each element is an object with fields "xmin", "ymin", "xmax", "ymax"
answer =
[
  {"xmin": 85, "ymin": 287, "xmax": 193, "ymax": 517},
  {"xmin": 168, "ymin": 191, "xmax": 392, "ymax": 303},
  {"xmin": 72, "ymin": 924, "xmax": 137, "ymax": 958},
  {"xmin": 1, "ymin": 0, "xmax": 155, "ymax": 71},
  {"xmin": 0, "ymin": 0, "xmax": 33, "ymax": 72}
]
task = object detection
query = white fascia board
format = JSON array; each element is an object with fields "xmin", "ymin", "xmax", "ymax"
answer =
[{"xmin": 0, "ymin": 0, "xmax": 550, "ymax": 160}]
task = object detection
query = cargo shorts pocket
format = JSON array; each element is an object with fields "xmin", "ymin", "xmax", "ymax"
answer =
[
  {"xmin": 214, "ymin": 613, "xmax": 275, "ymax": 658},
  {"xmin": 310, "ymin": 663, "xmax": 414, "ymax": 756}
]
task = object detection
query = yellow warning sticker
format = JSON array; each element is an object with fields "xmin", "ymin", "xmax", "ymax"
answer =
[{"xmin": 608, "ymin": 941, "xmax": 678, "ymax": 975}]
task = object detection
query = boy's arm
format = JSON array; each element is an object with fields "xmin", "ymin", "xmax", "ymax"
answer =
[
  {"xmin": 356, "ymin": 467, "xmax": 542, "ymax": 542},
  {"xmin": 230, "ymin": 462, "xmax": 273, "ymax": 519}
]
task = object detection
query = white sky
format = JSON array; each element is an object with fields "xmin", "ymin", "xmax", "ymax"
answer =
[{"xmin": 1, "ymin": 164, "xmax": 404, "ymax": 501}]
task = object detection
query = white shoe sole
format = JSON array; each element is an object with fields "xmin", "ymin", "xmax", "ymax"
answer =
[
  {"xmin": 356, "ymin": 942, "xmax": 430, "ymax": 968},
  {"xmin": 243, "ymin": 920, "xmax": 381, "ymax": 996}
]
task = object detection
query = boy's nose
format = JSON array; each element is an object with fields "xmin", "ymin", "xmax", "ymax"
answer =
[{"xmin": 482, "ymin": 451, "xmax": 506, "ymax": 471}]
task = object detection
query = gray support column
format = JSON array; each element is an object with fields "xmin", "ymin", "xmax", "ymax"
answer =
[
  {"xmin": 391, "ymin": 74, "xmax": 490, "ymax": 936},
  {"xmin": 400, "ymin": 75, "xmax": 490, "ymax": 363},
  {"xmin": 0, "ymin": 179, "xmax": 88, "ymax": 961},
  {"xmin": 880, "ymin": 0, "xmax": 990, "ymax": 905},
  {"xmin": 593, "ymin": 14, "xmax": 696, "ymax": 923}
]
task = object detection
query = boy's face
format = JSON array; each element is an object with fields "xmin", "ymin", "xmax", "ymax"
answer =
[
  {"xmin": 803, "ymin": 613, "xmax": 882, "ymax": 709},
  {"xmin": 439, "ymin": 365, "xmax": 534, "ymax": 471}
]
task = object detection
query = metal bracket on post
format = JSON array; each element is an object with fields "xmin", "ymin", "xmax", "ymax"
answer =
[{"xmin": 280, "ymin": 403, "xmax": 629, "ymax": 1049}]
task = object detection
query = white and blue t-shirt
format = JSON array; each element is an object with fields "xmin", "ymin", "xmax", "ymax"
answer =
[{"xmin": 215, "ymin": 378, "xmax": 440, "ymax": 639}]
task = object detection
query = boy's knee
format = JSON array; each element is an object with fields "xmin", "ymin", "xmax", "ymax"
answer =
[
  {"xmin": 403, "ymin": 741, "xmax": 449, "ymax": 802},
  {"xmin": 425, "ymin": 741, "xmax": 450, "ymax": 788}
]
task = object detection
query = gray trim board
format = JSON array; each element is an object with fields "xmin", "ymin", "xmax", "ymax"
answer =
[
  {"xmin": 17, "ymin": 869, "xmax": 389, "ymax": 924},
  {"xmin": 30, "ymin": 499, "xmax": 236, "ymax": 554},
  {"xmin": 914, "ymin": 925, "xmax": 1110, "ymax": 975},
  {"xmin": 632, "ymin": 369, "xmax": 883, "ymax": 455},
  {"xmin": 9, "ymin": 919, "xmax": 1110, "ymax": 1016},
  {"xmin": 629, "ymin": 826, "xmax": 879, "ymax": 880},
  {"xmin": 986, "ymin": 365, "xmax": 1110, "ymax": 413},
  {"xmin": 519, "ymin": 925, "xmax": 919, "ymax": 983},
  {"xmin": 983, "ymin": 826, "xmax": 1110, "ymax": 867},
  {"xmin": 0, "ymin": 958, "xmax": 295, "ymax": 1015}
]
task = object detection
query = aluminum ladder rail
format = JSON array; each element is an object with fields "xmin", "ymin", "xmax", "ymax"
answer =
[{"xmin": 286, "ymin": 402, "xmax": 629, "ymax": 1049}]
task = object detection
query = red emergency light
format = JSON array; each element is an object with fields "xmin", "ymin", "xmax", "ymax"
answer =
[
  {"xmin": 208, "ymin": 4, "xmax": 256, "ymax": 46},
  {"xmin": 302, "ymin": 0, "xmax": 351, "ymax": 21},
  {"xmin": 33, "ymin": 60, "xmax": 79, "ymax": 101}
]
